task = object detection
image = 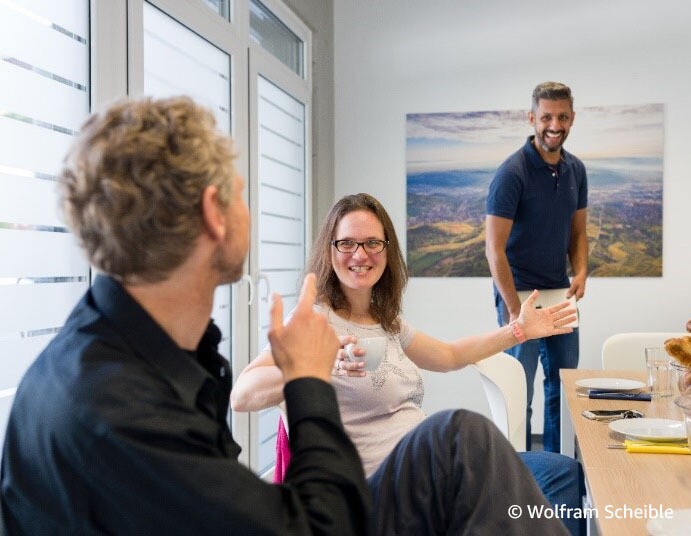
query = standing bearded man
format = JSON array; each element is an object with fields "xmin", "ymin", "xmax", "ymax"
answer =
[{"xmin": 485, "ymin": 81, "xmax": 588, "ymax": 453}]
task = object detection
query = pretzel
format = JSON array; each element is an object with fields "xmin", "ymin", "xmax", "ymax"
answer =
[{"xmin": 664, "ymin": 335, "xmax": 691, "ymax": 367}]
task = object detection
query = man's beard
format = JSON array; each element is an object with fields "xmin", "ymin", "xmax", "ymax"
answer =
[
  {"xmin": 212, "ymin": 244, "xmax": 245, "ymax": 286},
  {"xmin": 536, "ymin": 130, "xmax": 568, "ymax": 153}
]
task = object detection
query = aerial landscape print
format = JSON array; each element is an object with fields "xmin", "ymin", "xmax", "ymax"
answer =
[{"xmin": 406, "ymin": 103, "xmax": 664, "ymax": 277}]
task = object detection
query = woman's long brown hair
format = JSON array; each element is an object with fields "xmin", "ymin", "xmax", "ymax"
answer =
[{"xmin": 306, "ymin": 193, "xmax": 408, "ymax": 333}]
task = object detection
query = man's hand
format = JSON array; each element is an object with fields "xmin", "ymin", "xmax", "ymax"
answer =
[
  {"xmin": 566, "ymin": 274, "xmax": 586, "ymax": 300},
  {"xmin": 267, "ymin": 273, "xmax": 340, "ymax": 384}
]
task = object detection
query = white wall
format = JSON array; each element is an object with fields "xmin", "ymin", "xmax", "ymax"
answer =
[
  {"xmin": 334, "ymin": 0, "xmax": 691, "ymax": 431},
  {"xmin": 283, "ymin": 0, "xmax": 335, "ymax": 235}
]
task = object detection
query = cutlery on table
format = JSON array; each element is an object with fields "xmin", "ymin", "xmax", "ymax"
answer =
[
  {"xmin": 582, "ymin": 409, "xmax": 644, "ymax": 421},
  {"xmin": 607, "ymin": 440, "xmax": 689, "ymax": 454},
  {"xmin": 578, "ymin": 390, "xmax": 651, "ymax": 401}
]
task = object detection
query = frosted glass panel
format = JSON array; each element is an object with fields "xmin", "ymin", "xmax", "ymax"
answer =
[
  {"xmin": 259, "ymin": 128, "xmax": 303, "ymax": 170},
  {"xmin": 260, "ymin": 212, "xmax": 303, "ymax": 243},
  {"xmin": 0, "ymin": 229, "xmax": 86, "ymax": 278},
  {"xmin": 144, "ymin": 2, "xmax": 233, "ymax": 360},
  {"xmin": 256, "ymin": 156, "xmax": 303, "ymax": 193},
  {"xmin": 259, "ymin": 293, "xmax": 297, "ymax": 337},
  {"xmin": 0, "ymin": 61, "xmax": 86, "ymax": 132},
  {"xmin": 259, "ymin": 105, "xmax": 304, "ymax": 145},
  {"xmin": 0, "ymin": 118, "xmax": 74, "ymax": 175},
  {"xmin": 0, "ymin": 282, "xmax": 85, "ymax": 331},
  {"xmin": 144, "ymin": 3, "xmax": 231, "ymax": 132},
  {"xmin": 256, "ymin": 76, "xmax": 305, "ymax": 473},
  {"xmin": 249, "ymin": 0, "xmax": 303, "ymax": 77},
  {"xmin": 259, "ymin": 242, "xmax": 304, "ymax": 270},
  {"xmin": 257, "ymin": 406, "xmax": 279, "ymax": 475},
  {"xmin": 0, "ymin": 397, "xmax": 13, "ymax": 446},
  {"xmin": 16, "ymin": 0, "xmax": 88, "ymax": 37},
  {"xmin": 259, "ymin": 79, "xmax": 305, "ymax": 134},
  {"xmin": 0, "ymin": 334, "xmax": 54, "ymax": 390},
  {"xmin": 259, "ymin": 185, "xmax": 304, "ymax": 219},
  {"xmin": 256, "ymin": 269, "xmax": 300, "ymax": 347},
  {"xmin": 0, "ymin": 0, "xmax": 90, "ymax": 448},
  {"xmin": 0, "ymin": 2, "xmax": 88, "ymax": 86},
  {"xmin": 257, "ymin": 270, "xmax": 300, "ymax": 297},
  {"xmin": 212, "ymin": 284, "xmax": 232, "ymax": 360},
  {"xmin": 0, "ymin": 173, "xmax": 62, "ymax": 227}
]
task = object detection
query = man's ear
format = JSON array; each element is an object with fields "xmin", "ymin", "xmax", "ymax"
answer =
[
  {"xmin": 528, "ymin": 110, "xmax": 536, "ymax": 127},
  {"xmin": 201, "ymin": 185, "xmax": 225, "ymax": 241}
]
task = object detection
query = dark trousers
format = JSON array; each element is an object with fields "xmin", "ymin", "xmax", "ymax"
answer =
[{"xmin": 367, "ymin": 410, "xmax": 570, "ymax": 535}]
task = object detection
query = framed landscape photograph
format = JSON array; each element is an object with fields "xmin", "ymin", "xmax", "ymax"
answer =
[{"xmin": 406, "ymin": 103, "xmax": 664, "ymax": 277}]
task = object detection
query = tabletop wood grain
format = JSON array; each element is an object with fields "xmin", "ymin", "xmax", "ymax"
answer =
[{"xmin": 560, "ymin": 369, "xmax": 690, "ymax": 535}]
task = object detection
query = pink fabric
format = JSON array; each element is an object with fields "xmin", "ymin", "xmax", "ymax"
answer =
[{"xmin": 273, "ymin": 415, "xmax": 291, "ymax": 483}]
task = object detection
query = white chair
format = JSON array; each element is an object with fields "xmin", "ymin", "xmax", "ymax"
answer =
[
  {"xmin": 472, "ymin": 352, "xmax": 527, "ymax": 452},
  {"xmin": 601, "ymin": 332, "xmax": 688, "ymax": 370}
]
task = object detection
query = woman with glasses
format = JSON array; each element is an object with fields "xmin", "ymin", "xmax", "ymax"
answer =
[{"xmin": 232, "ymin": 193, "xmax": 583, "ymax": 535}]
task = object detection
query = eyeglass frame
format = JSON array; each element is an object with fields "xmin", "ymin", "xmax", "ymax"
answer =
[{"xmin": 330, "ymin": 239, "xmax": 389, "ymax": 254}]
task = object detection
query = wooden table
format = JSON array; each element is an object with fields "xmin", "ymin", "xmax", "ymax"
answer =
[{"xmin": 560, "ymin": 369, "xmax": 691, "ymax": 535}]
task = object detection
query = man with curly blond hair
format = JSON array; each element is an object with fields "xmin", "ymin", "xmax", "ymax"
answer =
[{"xmin": 0, "ymin": 96, "xmax": 370, "ymax": 534}]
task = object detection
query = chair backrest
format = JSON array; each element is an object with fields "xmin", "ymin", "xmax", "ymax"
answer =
[
  {"xmin": 601, "ymin": 332, "xmax": 688, "ymax": 370},
  {"xmin": 472, "ymin": 352, "xmax": 527, "ymax": 452}
]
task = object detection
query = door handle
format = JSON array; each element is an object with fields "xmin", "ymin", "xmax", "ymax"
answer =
[
  {"xmin": 257, "ymin": 273, "xmax": 271, "ymax": 304},
  {"xmin": 235, "ymin": 273, "xmax": 271, "ymax": 306},
  {"xmin": 237, "ymin": 274, "xmax": 253, "ymax": 305}
]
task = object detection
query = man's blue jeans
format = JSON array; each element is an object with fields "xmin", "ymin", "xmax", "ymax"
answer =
[
  {"xmin": 519, "ymin": 451, "xmax": 585, "ymax": 536},
  {"xmin": 368, "ymin": 410, "xmax": 575, "ymax": 535},
  {"xmin": 496, "ymin": 296, "xmax": 579, "ymax": 452}
]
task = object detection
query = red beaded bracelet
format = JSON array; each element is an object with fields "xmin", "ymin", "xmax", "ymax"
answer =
[{"xmin": 509, "ymin": 320, "xmax": 527, "ymax": 344}]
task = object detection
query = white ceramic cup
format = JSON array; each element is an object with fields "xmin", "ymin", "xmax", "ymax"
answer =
[{"xmin": 345, "ymin": 337, "xmax": 387, "ymax": 372}]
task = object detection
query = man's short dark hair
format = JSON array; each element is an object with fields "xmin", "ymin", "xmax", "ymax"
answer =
[{"xmin": 531, "ymin": 81, "xmax": 573, "ymax": 111}]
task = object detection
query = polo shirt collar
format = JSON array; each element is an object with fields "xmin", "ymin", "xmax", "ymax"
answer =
[
  {"xmin": 523, "ymin": 135, "xmax": 574, "ymax": 173},
  {"xmin": 90, "ymin": 274, "xmax": 213, "ymax": 407}
]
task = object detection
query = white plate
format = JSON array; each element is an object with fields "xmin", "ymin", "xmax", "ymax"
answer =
[
  {"xmin": 647, "ymin": 509, "xmax": 691, "ymax": 536},
  {"xmin": 575, "ymin": 378, "xmax": 646, "ymax": 391},
  {"xmin": 608, "ymin": 418, "xmax": 686, "ymax": 442}
]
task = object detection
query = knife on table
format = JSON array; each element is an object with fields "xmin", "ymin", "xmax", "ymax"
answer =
[{"xmin": 586, "ymin": 390, "xmax": 651, "ymax": 401}]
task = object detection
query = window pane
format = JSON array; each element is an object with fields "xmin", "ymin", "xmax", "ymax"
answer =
[
  {"xmin": 0, "ymin": 0, "xmax": 91, "ymax": 447},
  {"xmin": 143, "ymin": 3, "xmax": 231, "ymax": 131},
  {"xmin": 143, "ymin": 2, "xmax": 233, "ymax": 360},
  {"xmin": 250, "ymin": 0, "xmax": 303, "ymax": 77},
  {"xmin": 201, "ymin": 0, "xmax": 230, "ymax": 20},
  {"xmin": 0, "ymin": 172, "xmax": 63, "ymax": 228}
]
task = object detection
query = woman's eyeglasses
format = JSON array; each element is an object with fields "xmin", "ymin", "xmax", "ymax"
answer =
[{"xmin": 331, "ymin": 239, "xmax": 389, "ymax": 254}]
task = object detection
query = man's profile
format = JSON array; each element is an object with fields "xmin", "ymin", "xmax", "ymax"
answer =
[{"xmin": 0, "ymin": 96, "xmax": 370, "ymax": 534}]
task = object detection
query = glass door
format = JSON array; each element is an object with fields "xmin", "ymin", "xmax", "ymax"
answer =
[
  {"xmin": 252, "ymin": 75, "xmax": 307, "ymax": 476},
  {"xmin": 141, "ymin": 1, "xmax": 233, "ymax": 361},
  {"xmin": 247, "ymin": 0, "xmax": 311, "ymax": 476}
]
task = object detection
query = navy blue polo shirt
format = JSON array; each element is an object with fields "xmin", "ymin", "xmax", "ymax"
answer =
[{"xmin": 486, "ymin": 136, "xmax": 587, "ymax": 291}]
